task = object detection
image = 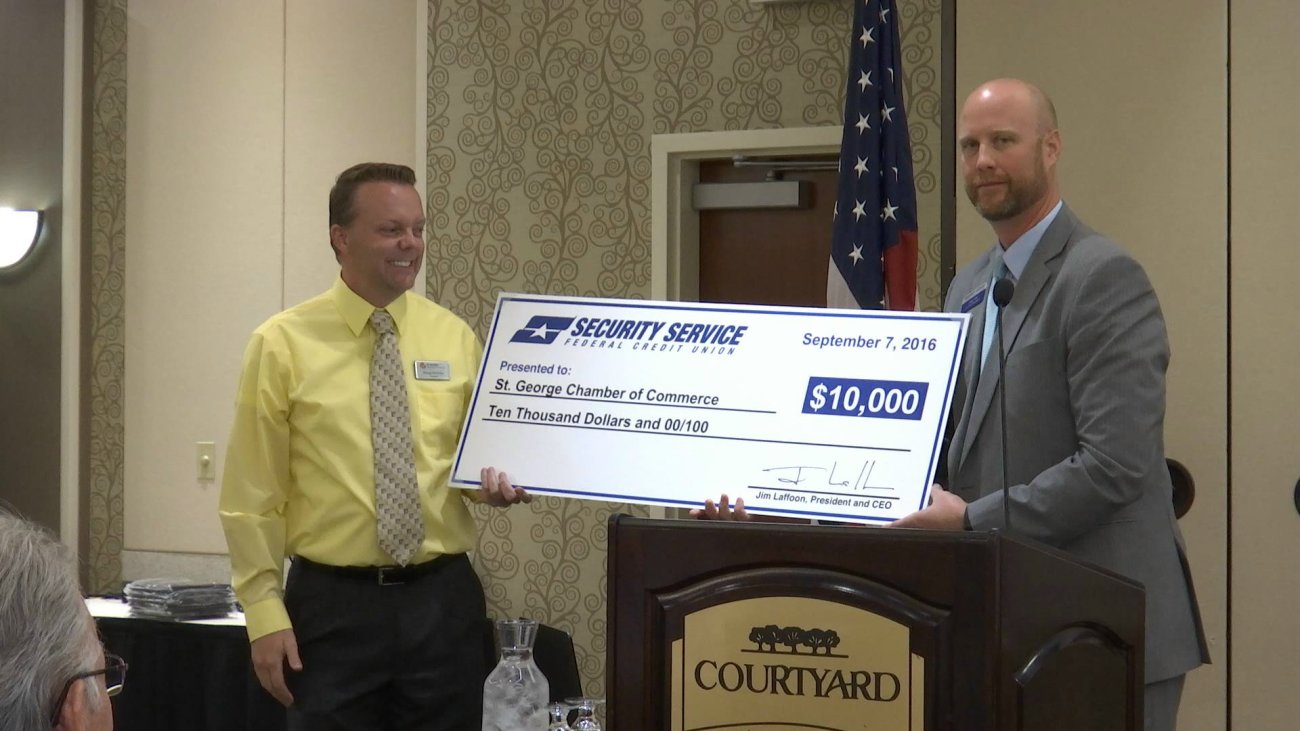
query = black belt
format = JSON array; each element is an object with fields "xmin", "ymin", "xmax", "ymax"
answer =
[{"xmin": 292, "ymin": 553, "xmax": 460, "ymax": 586}]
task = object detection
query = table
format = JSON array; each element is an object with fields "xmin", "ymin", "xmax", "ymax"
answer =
[
  {"xmin": 89, "ymin": 598, "xmax": 584, "ymax": 728},
  {"xmin": 89, "ymin": 597, "xmax": 286, "ymax": 730}
]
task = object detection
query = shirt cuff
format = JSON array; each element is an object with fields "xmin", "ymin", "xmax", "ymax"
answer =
[
  {"xmin": 243, "ymin": 597, "xmax": 292, "ymax": 642},
  {"xmin": 962, "ymin": 507, "xmax": 973, "ymax": 531}
]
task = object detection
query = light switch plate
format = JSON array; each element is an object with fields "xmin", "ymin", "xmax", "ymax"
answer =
[{"xmin": 196, "ymin": 441, "xmax": 216, "ymax": 481}]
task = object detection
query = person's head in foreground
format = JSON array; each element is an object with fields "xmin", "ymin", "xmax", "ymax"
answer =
[{"xmin": 0, "ymin": 509, "xmax": 121, "ymax": 730}]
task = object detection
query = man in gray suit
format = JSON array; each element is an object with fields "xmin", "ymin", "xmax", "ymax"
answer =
[{"xmin": 893, "ymin": 78, "xmax": 1208, "ymax": 730}]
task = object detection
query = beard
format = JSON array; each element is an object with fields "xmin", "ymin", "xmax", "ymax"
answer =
[{"xmin": 965, "ymin": 146, "xmax": 1049, "ymax": 222}]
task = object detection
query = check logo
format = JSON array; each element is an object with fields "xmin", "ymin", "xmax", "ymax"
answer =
[{"xmin": 509, "ymin": 316, "xmax": 574, "ymax": 344}]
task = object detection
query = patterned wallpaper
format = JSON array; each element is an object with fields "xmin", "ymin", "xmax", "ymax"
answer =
[
  {"xmin": 81, "ymin": 0, "xmax": 945, "ymax": 700},
  {"xmin": 85, "ymin": 0, "xmax": 128, "ymax": 593},
  {"xmin": 425, "ymin": 0, "xmax": 945, "ymax": 698}
]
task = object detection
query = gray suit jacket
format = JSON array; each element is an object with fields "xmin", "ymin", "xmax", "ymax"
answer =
[{"xmin": 943, "ymin": 203, "xmax": 1208, "ymax": 683}]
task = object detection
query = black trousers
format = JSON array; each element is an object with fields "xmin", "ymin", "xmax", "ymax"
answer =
[{"xmin": 283, "ymin": 554, "xmax": 487, "ymax": 731}]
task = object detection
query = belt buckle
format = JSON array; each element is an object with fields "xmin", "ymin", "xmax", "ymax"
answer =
[{"xmin": 376, "ymin": 567, "xmax": 405, "ymax": 586}]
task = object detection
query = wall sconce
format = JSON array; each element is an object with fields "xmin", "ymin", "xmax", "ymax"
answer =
[{"xmin": 0, "ymin": 208, "xmax": 43, "ymax": 269}]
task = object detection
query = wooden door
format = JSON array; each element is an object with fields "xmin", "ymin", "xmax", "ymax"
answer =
[{"xmin": 697, "ymin": 158, "xmax": 838, "ymax": 307}]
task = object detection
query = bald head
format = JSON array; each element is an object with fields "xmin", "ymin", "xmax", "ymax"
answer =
[{"xmin": 964, "ymin": 79, "xmax": 1058, "ymax": 135}]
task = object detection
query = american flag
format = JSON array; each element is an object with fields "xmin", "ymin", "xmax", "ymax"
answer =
[{"xmin": 827, "ymin": 0, "xmax": 918, "ymax": 311}]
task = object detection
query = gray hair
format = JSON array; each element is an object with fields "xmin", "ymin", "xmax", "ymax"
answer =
[{"xmin": 0, "ymin": 510, "xmax": 100, "ymax": 728}]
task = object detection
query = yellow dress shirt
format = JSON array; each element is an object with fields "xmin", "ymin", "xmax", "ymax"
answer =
[{"xmin": 219, "ymin": 277, "xmax": 483, "ymax": 641}]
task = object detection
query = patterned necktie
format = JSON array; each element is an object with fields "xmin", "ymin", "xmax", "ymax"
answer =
[{"xmin": 369, "ymin": 310, "xmax": 423, "ymax": 565}]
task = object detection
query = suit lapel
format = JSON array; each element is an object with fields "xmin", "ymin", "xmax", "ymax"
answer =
[
  {"xmin": 999, "ymin": 223, "xmax": 1063, "ymax": 354},
  {"xmin": 952, "ymin": 206, "xmax": 1078, "ymax": 477},
  {"xmin": 948, "ymin": 251, "xmax": 999, "ymax": 480}
]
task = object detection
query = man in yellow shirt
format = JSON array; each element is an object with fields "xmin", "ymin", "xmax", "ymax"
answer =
[{"xmin": 219, "ymin": 162, "xmax": 528, "ymax": 730}]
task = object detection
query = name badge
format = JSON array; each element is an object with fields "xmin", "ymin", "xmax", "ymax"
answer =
[
  {"xmin": 959, "ymin": 287, "xmax": 987, "ymax": 313},
  {"xmin": 414, "ymin": 360, "xmax": 451, "ymax": 381}
]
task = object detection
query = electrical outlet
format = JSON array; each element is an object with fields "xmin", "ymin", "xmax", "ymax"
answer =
[{"xmin": 196, "ymin": 441, "xmax": 216, "ymax": 481}]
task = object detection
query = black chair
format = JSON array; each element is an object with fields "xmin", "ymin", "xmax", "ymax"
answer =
[{"xmin": 481, "ymin": 618, "xmax": 583, "ymax": 703}]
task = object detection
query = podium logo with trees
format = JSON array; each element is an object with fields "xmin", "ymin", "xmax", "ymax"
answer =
[
  {"xmin": 673, "ymin": 595, "xmax": 919, "ymax": 731},
  {"xmin": 747, "ymin": 624, "xmax": 846, "ymax": 657}
]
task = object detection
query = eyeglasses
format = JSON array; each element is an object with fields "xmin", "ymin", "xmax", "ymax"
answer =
[{"xmin": 47, "ymin": 653, "xmax": 127, "ymax": 726}]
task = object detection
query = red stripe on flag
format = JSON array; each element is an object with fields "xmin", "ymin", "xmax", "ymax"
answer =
[{"xmin": 883, "ymin": 229, "xmax": 918, "ymax": 311}]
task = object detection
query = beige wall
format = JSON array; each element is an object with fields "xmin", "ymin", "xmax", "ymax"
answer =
[
  {"xmin": 1229, "ymin": 1, "xmax": 1300, "ymax": 726},
  {"xmin": 123, "ymin": 0, "xmax": 423, "ymax": 554},
  {"xmin": 956, "ymin": 3, "xmax": 1231, "ymax": 729},
  {"xmin": 955, "ymin": 2, "xmax": 1300, "ymax": 729},
  {"xmin": 283, "ymin": 0, "xmax": 428, "ymax": 305}
]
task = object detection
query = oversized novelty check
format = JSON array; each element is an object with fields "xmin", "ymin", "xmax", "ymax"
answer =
[{"xmin": 452, "ymin": 294, "xmax": 969, "ymax": 523}]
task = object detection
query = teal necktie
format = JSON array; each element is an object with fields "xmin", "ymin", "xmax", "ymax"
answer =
[{"xmin": 980, "ymin": 261, "xmax": 1010, "ymax": 367}]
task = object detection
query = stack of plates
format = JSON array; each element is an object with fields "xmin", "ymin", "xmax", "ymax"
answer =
[{"xmin": 123, "ymin": 578, "xmax": 236, "ymax": 621}]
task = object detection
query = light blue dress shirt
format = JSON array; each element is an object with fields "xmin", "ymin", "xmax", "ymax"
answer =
[{"xmin": 979, "ymin": 199, "xmax": 1065, "ymax": 365}]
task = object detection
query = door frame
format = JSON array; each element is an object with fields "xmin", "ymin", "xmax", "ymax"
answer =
[{"xmin": 651, "ymin": 127, "xmax": 842, "ymax": 302}]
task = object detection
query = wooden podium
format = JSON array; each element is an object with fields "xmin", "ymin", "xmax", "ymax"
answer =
[{"xmin": 607, "ymin": 516, "xmax": 1144, "ymax": 731}]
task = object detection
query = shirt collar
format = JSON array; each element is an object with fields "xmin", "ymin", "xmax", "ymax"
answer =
[
  {"xmin": 999, "ymin": 199, "xmax": 1063, "ymax": 281},
  {"xmin": 331, "ymin": 276, "xmax": 410, "ymax": 337}
]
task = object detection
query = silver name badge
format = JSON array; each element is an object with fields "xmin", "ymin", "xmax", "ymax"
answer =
[{"xmin": 413, "ymin": 360, "xmax": 451, "ymax": 381}]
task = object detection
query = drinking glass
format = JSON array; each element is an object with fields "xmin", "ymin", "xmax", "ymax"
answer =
[{"xmin": 565, "ymin": 697, "xmax": 605, "ymax": 731}]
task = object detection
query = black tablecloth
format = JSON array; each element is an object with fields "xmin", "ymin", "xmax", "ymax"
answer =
[
  {"xmin": 96, "ymin": 610, "xmax": 583, "ymax": 729},
  {"xmin": 96, "ymin": 613, "xmax": 286, "ymax": 731}
]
